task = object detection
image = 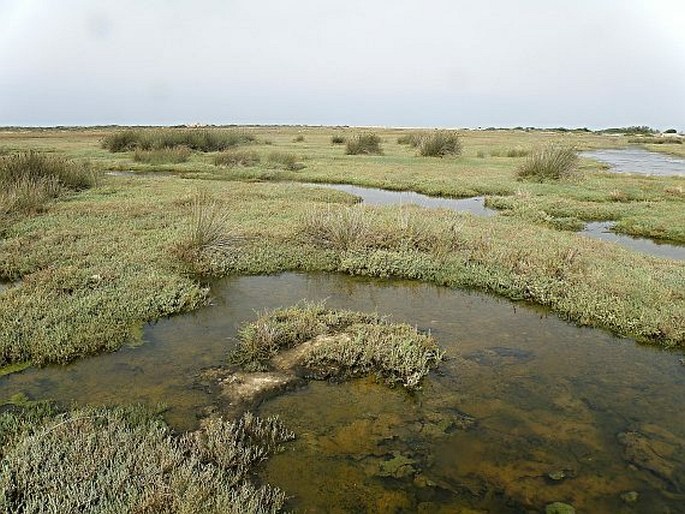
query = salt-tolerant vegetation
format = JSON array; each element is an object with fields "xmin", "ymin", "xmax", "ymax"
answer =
[
  {"xmin": 0, "ymin": 402, "xmax": 293, "ymax": 513},
  {"xmin": 230, "ymin": 302, "xmax": 443, "ymax": 389},
  {"xmin": 0, "ymin": 125, "xmax": 683, "ymax": 512}
]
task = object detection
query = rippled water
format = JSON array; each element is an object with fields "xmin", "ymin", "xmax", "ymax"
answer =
[
  {"xmin": 581, "ymin": 148, "xmax": 685, "ymax": 177},
  {"xmin": 580, "ymin": 222, "xmax": 685, "ymax": 261},
  {"xmin": 306, "ymin": 183, "xmax": 496, "ymax": 217},
  {"xmin": 2, "ymin": 273, "xmax": 683, "ymax": 512}
]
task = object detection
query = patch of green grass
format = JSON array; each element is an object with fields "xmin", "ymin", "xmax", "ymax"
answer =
[
  {"xmin": 230, "ymin": 301, "xmax": 443, "ymax": 388},
  {"xmin": 345, "ymin": 133, "xmax": 383, "ymax": 155},
  {"xmin": 517, "ymin": 144, "xmax": 579, "ymax": 181},
  {"xmin": 214, "ymin": 149, "xmax": 261, "ymax": 168},
  {"xmin": 132, "ymin": 146, "xmax": 191, "ymax": 164},
  {"xmin": 0, "ymin": 402, "xmax": 293, "ymax": 513},
  {"xmin": 628, "ymin": 136, "xmax": 682, "ymax": 145},
  {"xmin": 491, "ymin": 147, "xmax": 530, "ymax": 157}
]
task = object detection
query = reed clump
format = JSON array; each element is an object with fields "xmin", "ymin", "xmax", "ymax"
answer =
[
  {"xmin": 267, "ymin": 151, "xmax": 304, "ymax": 170},
  {"xmin": 132, "ymin": 146, "xmax": 191, "ymax": 164},
  {"xmin": 102, "ymin": 128, "xmax": 255, "ymax": 152},
  {"xmin": 345, "ymin": 133, "xmax": 383, "ymax": 155},
  {"xmin": 214, "ymin": 149, "xmax": 261, "ymax": 167},
  {"xmin": 416, "ymin": 130, "xmax": 462, "ymax": 157},
  {"xmin": 0, "ymin": 151, "xmax": 98, "ymax": 213},
  {"xmin": 516, "ymin": 144, "xmax": 578, "ymax": 181}
]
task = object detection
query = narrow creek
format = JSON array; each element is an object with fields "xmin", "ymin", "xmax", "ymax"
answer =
[
  {"xmin": 1, "ymin": 273, "xmax": 684, "ymax": 512},
  {"xmin": 305, "ymin": 182, "xmax": 685, "ymax": 261}
]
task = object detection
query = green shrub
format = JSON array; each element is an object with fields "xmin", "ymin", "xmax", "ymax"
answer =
[
  {"xmin": 516, "ymin": 144, "xmax": 578, "ymax": 181},
  {"xmin": 345, "ymin": 133, "xmax": 383, "ymax": 155},
  {"xmin": 417, "ymin": 130, "xmax": 462, "ymax": 157},
  {"xmin": 214, "ymin": 149, "xmax": 261, "ymax": 167},
  {"xmin": 476, "ymin": 150, "xmax": 486, "ymax": 158},
  {"xmin": 102, "ymin": 128, "xmax": 255, "ymax": 153},
  {"xmin": 293, "ymin": 134, "xmax": 305, "ymax": 142},
  {"xmin": 0, "ymin": 403, "xmax": 293, "ymax": 513},
  {"xmin": 0, "ymin": 152, "xmax": 98, "ymax": 213},
  {"xmin": 267, "ymin": 151, "xmax": 304, "ymax": 170},
  {"xmin": 330, "ymin": 135, "xmax": 346, "ymax": 144},
  {"xmin": 132, "ymin": 146, "xmax": 191, "ymax": 164}
]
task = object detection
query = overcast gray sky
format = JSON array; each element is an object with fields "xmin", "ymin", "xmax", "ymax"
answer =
[{"xmin": 1, "ymin": 0, "xmax": 684, "ymax": 129}]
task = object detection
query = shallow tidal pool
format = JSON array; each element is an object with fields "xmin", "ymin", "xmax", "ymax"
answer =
[{"xmin": 2, "ymin": 273, "xmax": 684, "ymax": 512}]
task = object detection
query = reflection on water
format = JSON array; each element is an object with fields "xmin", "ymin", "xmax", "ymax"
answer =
[
  {"xmin": 581, "ymin": 222, "xmax": 685, "ymax": 261},
  {"xmin": 306, "ymin": 183, "xmax": 497, "ymax": 217},
  {"xmin": 581, "ymin": 148, "xmax": 685, "ymax": 177},
  {"xmin": 1, "ymin": 273, "xmax": 684, "ymax": 512}
]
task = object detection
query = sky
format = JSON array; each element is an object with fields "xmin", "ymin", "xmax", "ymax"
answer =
[{"xmin": 1, "ymin": 0, "xmax": 684, "ymax": 129}]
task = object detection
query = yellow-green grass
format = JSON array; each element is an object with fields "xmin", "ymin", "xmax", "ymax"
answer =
[{"xmin": 0, "ymin": 128, "xmax": 683, "ymax": 369}]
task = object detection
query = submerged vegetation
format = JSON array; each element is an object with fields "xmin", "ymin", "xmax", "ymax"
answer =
[
  {"xmin": 230, "ymin": 302, "xmax": 443, "ymax": 389},
  {"xmin": 0, "ymin": 402, "xmax": 294, "ymax": 513}
]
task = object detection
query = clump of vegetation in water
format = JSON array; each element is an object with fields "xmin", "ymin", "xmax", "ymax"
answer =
[
  {"xmin": 267, "ymin": 151, "xmax": 304, "ymax": 171},
  {"xmin": 214, "ymin": 149, "xmax": 261, "ymax": 167},
  {"xmin": 416, "ymin": 130, "xmax": 463, "ymax": 157},
  {"xmin": 0, "ymin": 151, "xmax": 98, "ymax": 214},
  {"xmin": 229, "ymin": 301, "xmax": 443, "ymax": 389},
  {"xmin": 516, "ymin": 144, "xmax": 578, "ymax": 181},
  {"xmin": 132, "ymin": 146, "xmax": 191, "ymax": 164},
  {"xmin": 101, "ymin": 128, "xmax": 255, "ymax": 152},
  {"xmin": 0, "ymin": 402, "xmax": 293, "ymax": 513},
  {"xmin": 345, "ymin": 133, "xmax": 383, "ymax": 155}
]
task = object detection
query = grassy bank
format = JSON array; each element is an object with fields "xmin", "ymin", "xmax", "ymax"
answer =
[{"xmin": 0, "ymin": 128, "xmax": 683, "ymax": 371}]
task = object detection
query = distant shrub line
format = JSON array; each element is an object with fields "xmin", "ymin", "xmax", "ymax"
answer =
[{"xmin": 102, "ymin": 129, "xmax": 255, "ymax": 153}]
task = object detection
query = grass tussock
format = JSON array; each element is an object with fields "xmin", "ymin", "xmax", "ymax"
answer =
[
  {"xmin": 102, "ymin": 128, "xmax": 255, "ymax": 153},
  {"xmin": 396, "ymin": 133, "xmax": 422, "ymax": 146},
  {"xmin": 132, "ymin": 146, "xmax": 191, "ymax": 164},
  {"xmin": 0, "ymin": 151, "xmax": 98, "ymax": 214},
  {"xmin": 292, "ymin": 134, "xmax": 305, "ymax": 142},
  {"xmin": 172, "ymin": 192, "xmax": 242, "ymax": 275},
  {"xmin": 330, "ymin": 135, "xmax": 346, "ymax": 144},
  {"xmin": 516, "ymin": 144, "xmax": 578, "ymax": 181},
  {"xmin": 267, "ymin": 151, "xmax": 304, "ymax": 171},
  {"xmin": 416, "ymin": 130, "xmax": 463, "ymax": 157},
  {"xmin": 229, "ymin": 301, "xmax": 443, "ymax": 389},
  {"xmin": 345, "ymin": 133, "xmax": 383, "ymax": 155},
  {"xmin": 0, "ymin": 402, "xmax": 294, "ymax": 513},
  {"xmin": 214, "ymin": 149, "xmax": 261, "ymax": 168}
]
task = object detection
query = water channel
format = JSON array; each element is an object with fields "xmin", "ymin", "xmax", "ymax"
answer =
[
  {"xmin": 305, "ymin": 183, "xmax": 685, "ymax": 261},
  {"xmin": 580, "ymin": 148, "xmax": 685, "ymax": 177},
  {"xmin": 1, "ymin": 273, "xmax": 684, "ymax": 512}
]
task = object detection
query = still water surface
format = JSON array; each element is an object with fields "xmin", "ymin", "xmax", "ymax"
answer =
[
  {"xmin": 1, "ymin": 273, "xmax": 683, "ymax": 512},
  {"xmin": 581, "ymin": 148, "xmax": 685, "ymax": 177}
]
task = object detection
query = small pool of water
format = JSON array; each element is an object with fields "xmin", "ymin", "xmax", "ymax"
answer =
[
  {"xmin": 581, "ymin": 222, "xmax": 685, "ymax": 260},
  {"xmin": 581, "ymin": 148, "xmax": 685, "ymax": 177},
  {"xmin": 306, "ymin": 183, "xmax": 496, "ymax": 217},
  {"xmin": 1, "ymin": 273, "xmax": 683, "ymax": 512}
]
